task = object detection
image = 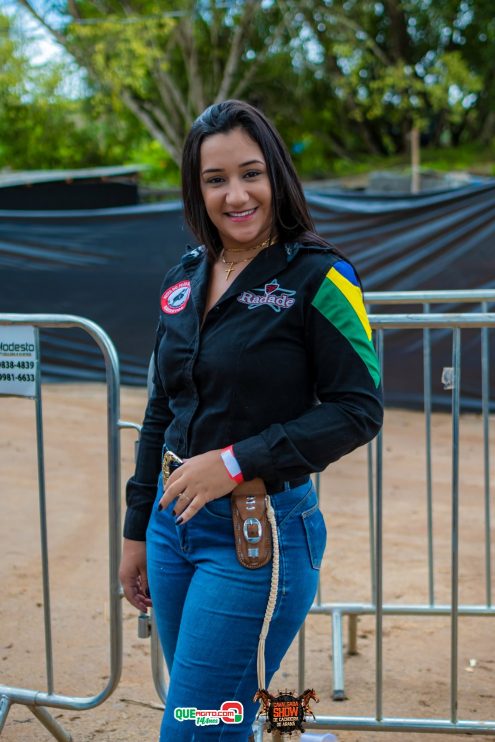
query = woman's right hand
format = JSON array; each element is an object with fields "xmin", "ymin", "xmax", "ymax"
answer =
[{"xmin": 119, "ymin": 538, "xmax": 152, "ymax": 612}]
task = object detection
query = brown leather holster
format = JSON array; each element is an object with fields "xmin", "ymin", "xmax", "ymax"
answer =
[{"xmin": 231, "ymin": 478, "xmax": 272, "ymax": 569}]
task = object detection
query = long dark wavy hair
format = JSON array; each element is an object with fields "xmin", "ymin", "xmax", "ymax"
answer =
[{"xmin": 181, "ymin": 99, "xmax": 331, "ymax": 261}]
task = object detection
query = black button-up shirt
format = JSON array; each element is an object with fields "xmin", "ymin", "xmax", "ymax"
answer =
[{"xmin": 124, "ymin": 241, "xmax": 383, "ymax": 540}]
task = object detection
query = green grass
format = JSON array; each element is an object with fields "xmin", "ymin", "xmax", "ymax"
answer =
[
  {"xmin": 420, "ymin": 142, "xmax": 495, "ymax": 175},
  {"xmin": 325, "ymin": 142, "xmax": 495, "ymax": 180}
]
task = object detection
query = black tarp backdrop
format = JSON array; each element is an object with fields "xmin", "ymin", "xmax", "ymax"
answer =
[
  {"xmin": 1, "ymin": 181, "xmax": 494, "ymax": 408},
  {"xmin": 0, "ymin": 166, "xmax": 141, "ymax": 210}
]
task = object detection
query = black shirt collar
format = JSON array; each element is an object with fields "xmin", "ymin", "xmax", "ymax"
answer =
[{"xmin": 184, "ymin": 241, "xmax": 298, "ymax": 297}]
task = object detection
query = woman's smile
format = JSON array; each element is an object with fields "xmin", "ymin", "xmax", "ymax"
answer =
[{"xmin": 225, "ymin": 207, "xmax": 258, "ymax": 222}]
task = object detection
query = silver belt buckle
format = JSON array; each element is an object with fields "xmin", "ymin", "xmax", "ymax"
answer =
[{"xmin": 243, "ymin": 517, "xmax": 263, "ymax": 543}]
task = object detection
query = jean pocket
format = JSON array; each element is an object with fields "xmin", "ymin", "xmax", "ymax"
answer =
[
  {"xmin": 302, "ymin": 504, "xmax": 327, "ymax": 570},
  {"xmin": 202, "ymin": 495, "xmax": 232, "ymax": 520},
  {"xmin": 276, "ymin": 481, "xmax": 316, "ymax": 528}
]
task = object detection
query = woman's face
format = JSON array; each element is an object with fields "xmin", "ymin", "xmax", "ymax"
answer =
[{"xmin": 199, "ymin": 127, "xmax": 273, "ymax": 252}]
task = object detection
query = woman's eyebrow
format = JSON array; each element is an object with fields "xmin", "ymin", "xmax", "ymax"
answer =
[
  {"xmin": 239, "ymin": 159, "xmax": 265, "ymax": 167},
  {"xmin": 202, "ymin": 159, "xmax": 265, "ymax": 175}
]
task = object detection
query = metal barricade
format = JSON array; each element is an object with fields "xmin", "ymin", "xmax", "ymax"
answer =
[
  {"xmin": 0, "ymin": 314, "xmax": 123, "ymax": 741},
  {"xmin": 286, "ymin": 311, "xmax": 495, "ymax": 738},
  {"xmin": 317, "ymin": 290, "xmax": 495, "ymax": 703}
]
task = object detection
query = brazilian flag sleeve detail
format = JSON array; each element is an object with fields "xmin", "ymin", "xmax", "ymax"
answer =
[{"xmin": 311, "ymin": 260, "xmax": 381, "ymax": 388}]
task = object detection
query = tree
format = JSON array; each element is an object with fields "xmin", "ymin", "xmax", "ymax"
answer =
[
  {"xmin": 9, "ymin": 1, "xmax": 495, "ymax": 175},
  {"xmin": 0, "ymin": 10, "xmax": 159, "ymax": 170},
  {"xmin": 15, "ymin": 1, "xmax": 296, "ymax": 166},
  {"xmin": 296, "ymin": 0, "xmax": 486, "ymax": 155}
]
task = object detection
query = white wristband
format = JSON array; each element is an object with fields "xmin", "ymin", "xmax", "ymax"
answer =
[{"xmin": 221, "ymin": 445, "xmax": 244, "ymax": 484}]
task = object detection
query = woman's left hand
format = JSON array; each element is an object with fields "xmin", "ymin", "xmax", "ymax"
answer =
[{"xmin": 158, "ymin": 449, "xmax": 234, "ymax": 523}]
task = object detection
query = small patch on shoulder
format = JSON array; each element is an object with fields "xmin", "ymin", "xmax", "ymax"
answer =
[{"xmin": 161, "ymin": 280, "xmax": 191, "ymax": 314}]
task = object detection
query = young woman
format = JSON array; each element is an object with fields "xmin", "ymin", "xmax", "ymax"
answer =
[{"xmin": 119, "ymin": 100, "xmax": 383, "ymax": 740}]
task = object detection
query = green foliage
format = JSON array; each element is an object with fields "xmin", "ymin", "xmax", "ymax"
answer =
[
  {"xmin": 0, "ymin": 12, "xmax": 152, "ymax": 170},
  {"xmin": 128, "ymin": 138, "xmax": 180, "ymax": 185},
  {"xmin": 4, "ymin": 1, "xmax": 495, "ymax": 181},
  {"xmin": 69, "ymin": 15, "xmax": 175, "ymax": 98}
]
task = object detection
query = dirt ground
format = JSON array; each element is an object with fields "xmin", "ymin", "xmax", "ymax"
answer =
[{"xmin": 0, "ymin": 384, "xmax": 494, "ymax": 742}]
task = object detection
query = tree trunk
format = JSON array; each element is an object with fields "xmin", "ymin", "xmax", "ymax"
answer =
[
  {"xmin": 479, "ymin": 111, "xmax": 495, "ymax": 145},
  {"xmin": 410, "ymin": 125, "xmax": 420, "ymax": 193},
  {"xmin": 383, "ymin": 0, "xmax": 411, "ymax": 62}
]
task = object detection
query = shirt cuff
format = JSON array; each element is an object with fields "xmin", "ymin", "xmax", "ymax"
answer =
[
  {"xmin": 232, "ymin": 433, "xmax": 273, "ymax": 481},
  {"xmin": 123, "ymin": 506, "xmax": 152, "ymax": 541}
]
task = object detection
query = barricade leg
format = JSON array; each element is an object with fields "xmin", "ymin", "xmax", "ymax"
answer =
[
  {"xmin": 29, "ymin": 705, "xmax": 73, "ymax": 741},
  {"xmin": 0, "ymin": 696, "xmax": 11, "ymax": 734},
  {"xmin": 150, "ymin": 610, "xmax": 167, "ymax": 704},
  {"xmin": 252, "ymin": 716, "xmax": 266, "ymax": 740},
  {"xmin": 331, "ymin": 610, "xmax": 345, "ymax": 700},
  {"xmin": 298, "ymin": 623, "xmax": 306, "ymax": 693}
]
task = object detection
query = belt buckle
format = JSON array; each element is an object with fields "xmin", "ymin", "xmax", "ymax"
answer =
[
  {"xmin": 243, "ymin": 517, "xmax": 263, "ymax": 543},
  {"xmin": 162, "ymin": 450, "xmax": 183, "ymax": 485}
]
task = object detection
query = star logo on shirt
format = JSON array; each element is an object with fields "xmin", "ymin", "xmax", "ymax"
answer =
[{"xmin": 237, "ymin": 279, "xmax": 296, "ymax": 312}]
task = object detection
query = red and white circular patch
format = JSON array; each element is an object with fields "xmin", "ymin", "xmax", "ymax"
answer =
[{"xmin": 161, "ymin": 280, "xmax": 192, "ymax": 315}]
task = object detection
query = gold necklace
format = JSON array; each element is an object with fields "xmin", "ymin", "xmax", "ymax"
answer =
[
  {"xmin": 221, "ymin": 251, "xmax": 256, "ymax": 280},
  {"xmin": 223, "ymin": 237, "xmax": 272, "ymax": 254},
  {"xmin": 221, "ymin": 237, "xmax": 274, "ymax": 280}
]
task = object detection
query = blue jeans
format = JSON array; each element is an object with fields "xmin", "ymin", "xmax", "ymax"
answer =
[{"xmin": 146, "ymin": 477, "xmax": 327, "ymax": 740}]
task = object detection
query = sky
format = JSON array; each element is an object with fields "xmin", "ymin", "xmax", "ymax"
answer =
[
  {"xmin": 3, "ymin": 0, "xmax": 69, "ymax": 65},
  {"xmin": 3, "ymin": 0, "xmax": 88, "ymax": 97}
]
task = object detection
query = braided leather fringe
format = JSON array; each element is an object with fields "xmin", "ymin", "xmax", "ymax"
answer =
[{"xmin": 257, "ymin": 495, "xmax": 280, "ymax": 690}]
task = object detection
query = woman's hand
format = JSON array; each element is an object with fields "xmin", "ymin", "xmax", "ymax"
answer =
[
  {"xmin": 119, "ymin": 538, "xmax": 152, "ymax": 612},
  {"xmin": 158, "ymin": 449, "xmax": 233, "ymax": 524}
]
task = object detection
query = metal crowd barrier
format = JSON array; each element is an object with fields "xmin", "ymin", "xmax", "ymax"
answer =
[
  {"xmin": 316, "ymin": 289, "xmax": 495, "ymax": 704},
  {"xmin": 0, "ymin": 314, "xmax": 124, "ymax": 742},
  {"xmin": 285, "ymin": 309, "xmax": 495, "ymax": 738},
  {"xmin": 10, "ymin": 306, "xmax": 493, "ymax": 739}
]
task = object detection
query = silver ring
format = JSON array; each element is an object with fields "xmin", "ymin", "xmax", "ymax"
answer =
[{"xmin": 180, "ymin": 493, "xmax": 190, "ymax": 503}]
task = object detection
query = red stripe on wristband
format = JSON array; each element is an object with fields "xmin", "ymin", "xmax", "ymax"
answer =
[{"xmin": 221, "ymin": 445, "xmax": 244, "ymax": 484}]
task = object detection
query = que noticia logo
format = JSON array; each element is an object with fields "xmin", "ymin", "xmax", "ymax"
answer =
[
  {"xmin": 174, "ymin": 700, "xmax": 243, "ymax": 727},
  {"xmin": 237, "ymin": 279, "xmax": 296, "ymax": 312}
]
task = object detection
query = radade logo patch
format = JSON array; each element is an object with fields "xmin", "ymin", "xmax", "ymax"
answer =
[
  {"xmin": 237, "ymin": 279, "xmax": 296, "ymax": 312},
  {"xmin": 161, "ymin": 280, "xmax": 191, "ymax": 314}
]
